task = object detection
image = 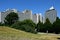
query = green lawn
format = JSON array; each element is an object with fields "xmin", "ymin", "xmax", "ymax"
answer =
[{"xmin": 0, "ymin": 26, "xmax": 60, "ymax": 40}]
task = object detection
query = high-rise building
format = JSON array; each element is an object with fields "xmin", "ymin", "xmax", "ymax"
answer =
[
  {"xmin": 32, "ymin": 13, "xmax": 39, "ymax": 24},
  {"xmin": 0, "ymin": 7, "xmax": 57, "ymax": 24},
  {"xmin": 45, "ymin": 6, "xmax": 57, "ymax": 24},
  {"xmin": 0, "ymin": 9, "xmax": 43, "ymax": 24},
  {"xmin": 0, "ymin": 9, "xmax": 18, "ymax": 23},
  {"xmin": 39, "ymin": 13, "xmax": 43, "ymax": 22},
  {"xmin": 18, "ymin": 10, "xmax": 32, "ymax": 21}
]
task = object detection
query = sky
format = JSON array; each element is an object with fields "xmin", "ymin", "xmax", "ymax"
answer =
[{"xmin": 0, "ymin": 0, "xmax": 60, "ymax": 18}]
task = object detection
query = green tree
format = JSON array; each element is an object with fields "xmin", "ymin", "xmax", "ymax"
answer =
[
  {"xmin": 44, "ymin": 18, "xmax": 52, "ymax": 33},
  {"xmin": 37, "ymin": 20, "xmax": 44, "ymax": 32},
  {"xmin": 4, "ymin": 12, "xmax": 19, "ymax": 26},
  {"xmin": 0, "ymin": 22, "xmax": 4, "ymax": 26},
  {"xmin": 53, "ymin": 17, "xmax": 60, "ymax": 34},
  {"xmin": 12, "ymin": 19, "xmax": 36, "ymax": 33}
]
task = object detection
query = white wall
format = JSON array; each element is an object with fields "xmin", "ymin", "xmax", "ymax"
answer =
[{"xmin": 0, "ymin": 12, "xmax": 1, "ymax": 22}]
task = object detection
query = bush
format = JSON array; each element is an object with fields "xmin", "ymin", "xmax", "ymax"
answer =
[
  {"xmin": 11, "ymin": 19, "xmax": 37, "ymax": 34},
  {"xmin": 0, "ymin": 22, "xmax": 5, "ymax": 26}
]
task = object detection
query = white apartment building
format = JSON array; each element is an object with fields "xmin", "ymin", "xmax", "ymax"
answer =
[
  {"xmin": 45, "ymin": 6, "xmax": 57, "ymax": 24},
  {"xmin": 0, "ymin": 9, "xmax": 43, "ymax": 24}
]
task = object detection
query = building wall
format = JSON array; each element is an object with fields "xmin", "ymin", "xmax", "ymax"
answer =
[
  {"xmin": 45, "ymin": 9, "xmax": 57, "ymax": 24},
  {"xmin": 0, "ymin": 9, "xmax": 43, "ymax": 24},
  {"xmin": 0, "ymin": 12, "xmax": 1, "ymax": 22},
  {"xmin": 32, "ymin": 14, "xmax": 39, "ymax": 24},
  {"xmin": 0, "ymin": 9, "xmax": 18, "ymax": 23},
  {"xmin": 32, "ymin": 13, "xmax": 43, "ymax": 24},
  {"xmin": 1, "ymin": 12, "xmax": 5, "ymax": 23},
  {"xmin": 18, "ymin": 10, "xmax": 32, "ymax": 21},
  {"xmin": 23, "ymin": 10, "xmax": 32, "ymax": 20},
  {"xmin": 18, "ymin": 12, "xmax": 24, "ymax": 21},
  {"xmin": 39, "ymin": 14, "xmax": 43, "ymax": 22}
]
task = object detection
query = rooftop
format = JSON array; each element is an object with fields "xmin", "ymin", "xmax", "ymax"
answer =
[{"xmin": 49, "ymin": 6, "xmax": 54, "ymax": 10}]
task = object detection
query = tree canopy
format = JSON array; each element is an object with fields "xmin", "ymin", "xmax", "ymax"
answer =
[
  {"xmin": 43, "ymin": 18, "xmax": 52, "ymax": 33},
  {"xmin": 37, "ymin": 20, "xmax": 43, "ymax": 32},
  {"xmin": 12, "ymin": 19, "xmax": 36, "ymax": 33},
  {"xmin": 4, "ymin": 12, "xmax": 19, "ymax": 26},
  {"xmin": 53, "ymin": 17, "xmax": 60, "ymax": 34}
]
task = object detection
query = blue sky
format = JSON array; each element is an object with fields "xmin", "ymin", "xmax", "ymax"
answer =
[{"xmin": 0, "ymin": 0, "xmax": 60, "ymax": 17}]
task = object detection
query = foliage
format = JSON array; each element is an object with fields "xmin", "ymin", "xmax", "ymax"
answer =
[
  {"xmin": 2, "ymin": 12, "xmax": 60, "ymax": 34},
  {"xmin": 4, "ymin": 12, "xmax": 19, "ymax": 26},
  {"xmin": 53, "ymin": 17, "xmax": 60, "ymax": 34},
  {"xmin": 12, "ymin": 19, "xmax": 37, "ymax": 33},
  {"xmin": 36, "ymin": 20, "xmax": 44, "ymax": 32},
  {"xmin": 0, "ymin": 22, "xmax": 4, "ymax": 26},
  {"xmin": 43, "ymin": 18, "xmax": 52, "ymax": 33}
]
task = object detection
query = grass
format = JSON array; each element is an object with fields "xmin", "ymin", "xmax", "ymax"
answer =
[{"xmin": 0, "ymin": 26, "xmax": 60, "ymax": 40}]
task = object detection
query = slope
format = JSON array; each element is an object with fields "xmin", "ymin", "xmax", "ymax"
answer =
[{"xmin": 0, "ymin": 26, "xmax": 60, "ymax": 40}]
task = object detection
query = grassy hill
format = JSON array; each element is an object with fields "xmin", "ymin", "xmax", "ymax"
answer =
[{"xmin": 0, "ymin": 26, "xmax": 60, "ymax": 40}]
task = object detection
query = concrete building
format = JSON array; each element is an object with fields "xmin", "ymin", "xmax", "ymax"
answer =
[
  {"xmin": 0, "ymin": 9, "xmax": 18, "ymax": 23},
  {"xmin": 0, "ymin": 12, "xmax": 1, "ymax": 22},
  {"xmin": 45, "ymin": 6, "xmax": 57, "ymax": 24},
  {"xmin": 0, "ymin": 9, "xmax": 43, "ymax": 24},
  {"xmin": 39, "ymin": 13, "xmax": 43, "ymax": 22},
  {"xmin": 0, "ymin": 6, "xmax": 57, "ymax": 24},
  {"xmin": 32, "ymin": 13, "xmax": 43, "ymax": 24},
  {"xmin": 32, "ymin": 14, "xmax": 39, "ymax": 24},
  {"xmin": 18, "ymin": 10, "xmax": 32, "ymax": 22}
]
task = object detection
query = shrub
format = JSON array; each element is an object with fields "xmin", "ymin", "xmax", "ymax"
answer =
[{"xmin": 12, "ymin": 19, "xmax": 37, "ymax": 33}]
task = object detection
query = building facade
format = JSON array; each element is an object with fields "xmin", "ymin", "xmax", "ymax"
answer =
[
  {"xmin": 0, "ymin": 9, "xmax": 42, "ymax": 24},
  {"xmin": 0, "ymin": 6, "xmax": 57, "ymax": 24},
  {"xmin": 45, "ymin": 6, "xmax": 57, "ymax": 24},
  {"xmin": 0, "ymin": 9, "xmax": 18, "ymax": 23}
]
